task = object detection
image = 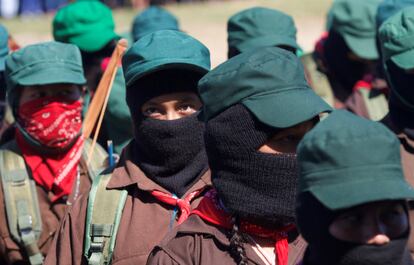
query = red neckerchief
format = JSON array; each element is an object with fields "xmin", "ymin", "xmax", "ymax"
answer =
[
  {"xmin": 192, "ymin": 189, "xmax": 295, "ymax": 265},
  {"xmin": 151, "ymin": 189, "xmax": 204, "ymax": 225},
  {"xmin": 16, "ymin": 97, "xmax": 84, "ymax": 202}
]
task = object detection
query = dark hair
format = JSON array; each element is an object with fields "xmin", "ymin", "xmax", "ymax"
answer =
[{"xmin": 229, "ymin": 216, "xmax": 248, "ymax": 265}]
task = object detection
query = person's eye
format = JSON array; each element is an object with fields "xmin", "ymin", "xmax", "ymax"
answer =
[
  {"xmin": 177, "ymin": 104, "xmax": 196, "ymax": 113},
  {"xmin": 278, "ymin": 135, "xmax": 300, "ymax": 143},
  {"xmin": 143, "ymin": 107, "xmax": 162, "ymax": 118},
  {"xmin": 381, "ymin": 209, "xmax": 405, "ymax": 224},
  {"xmin": 340, "ymin": 213, "xmax": 362, "ymax": 224}
]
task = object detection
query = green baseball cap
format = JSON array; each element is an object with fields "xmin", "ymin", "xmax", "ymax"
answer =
[
  {"xmin": 132, "ymin": 6, "xmax": 179, "ymax": 42},
  {"xmin": 52, "ymin": 0, "xmax": 119, "ymax": 52},
  {"xmin": 298, "ymin": 110, "xmax": 414, "ymax": 211},
  {"xmin": 0, "ymin": 25, "xmax": 9, "ymax": 71},
  {"xmin": 329, "ymin": 0, "xmax": 382, "ymax": 60},
  {"xmin": 227, "ymin": 7, "xmax": 299, "ymax": 53},
  {"xmin": 5, "ymin": 41, "xmax": 86, "ymax": 106},
  {"xmin": 198, "ymin": 47, "xmax": 332, "ymax": 128},
  {"xmin": 379, "ymin": 6, "xmax": 414, "ymax": 70},
  {"xmin": 376, "ymin": 0, "xmax": 414, "ymax": 29},
  {"xmin": 122, "ymin": 30, "xmax": 210, "ymax": 87}
]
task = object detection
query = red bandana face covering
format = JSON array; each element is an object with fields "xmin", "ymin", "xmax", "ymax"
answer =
[{"xmin": 16, "ymin": 96, "xmax": 84, "ymax": 201}]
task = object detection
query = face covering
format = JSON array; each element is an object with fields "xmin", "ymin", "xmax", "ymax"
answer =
[
  {"xmin": 298, "ymin": 192, "xmax": 413, "ymax": 265},
  {"xmin": 205, "ymin": 104, "xmax": 299, "ymax": 228},
  {"xmin": 16, "ymin": 96, "xmax": 84, "ymax": 201},
  {"xmin": 18, "ymin": 96, "xmax": 82, "ymax": 149},
  {"xmin": 132, "ymin": 113, "xmax": 208, "ymax": 197},
  {"xmin": 324, "ymin": 30, "xmax": 376, "ymax": 101}
]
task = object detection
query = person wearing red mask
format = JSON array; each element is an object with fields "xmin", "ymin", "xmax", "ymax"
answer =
[{"xmin": 0, "ymin": 41, "xmax": 108, "ymax": 265}]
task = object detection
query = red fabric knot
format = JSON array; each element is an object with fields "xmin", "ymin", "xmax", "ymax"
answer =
[
  {"xmin": 151, "ymin": 189, "xmax": 202, "ymax": 225},
  {"xmin": 192, "ymin": 189, "xmax": 295, "ymax": 265}
]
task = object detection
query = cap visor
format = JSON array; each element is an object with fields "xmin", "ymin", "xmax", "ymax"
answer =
[
  {"xmin": 126, "ymin": 59, "xmax": 209, "ymax": 87},
  {"xmin": 17, "ymin": 67, "xmax": 86, "ymax": 87},
  {"xmin": 70, "ymin": 30, "xmax": 119, "ymax": 52},
  {"xmin": 242, "ymin": 87, "xmax": 332, "ymax": 128},
  {"xmin": 390, "ymin": 49, "xmax": 414, "ymax": 70},
  {"xmin": 237, "ymin": 35, "xmax": 299, "ymax": 53},
  {"xmin": 310, "ymin": 173, "xmax": 414, "ymax": 211},
  {"xmin": 344, "ymin": 35, "xmax": 379, "ymax": 60}
]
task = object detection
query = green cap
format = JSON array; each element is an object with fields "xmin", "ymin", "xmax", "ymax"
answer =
[
  {"xmin": 5, "ymin": 41, "xmax": 86, "ymax": 106},
  {"xmin": 0, "ymin": 25, "xmax": 9, "ymax": 71},
  {"xmin": 376, "ymin": 0, "xmax": 414, "ymax": 29},
  {"xmin": 329, "ymin": 0, "xmax": 382, "ymax": 60},
  {"xmin": 227, "ymin": 7, "xmax": 299, "ymax": 53},
  {"xmin": 122, "ymin": 30, "xmax": 210, "ymax": 87},
  {"xmin": 52, "ymin": 0, "xmax": 119, "ymax": 52},
  {"xmin": 198, "ymin": 47, "xmax": 332, "ymax": 128},
  {"xmin": 132, "ymin": 6, "xmax": 179, "ymax": 42},
  {"xmin": 379, "ymin": 6, "xmax": 414, "ymax": 70},
  {"xmin": 298, "ymin": 110, "xmax": 414, "ymax": 210}
]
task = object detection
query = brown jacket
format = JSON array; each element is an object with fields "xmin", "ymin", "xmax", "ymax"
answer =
[
  {"xmin": 381, "ymin": 114, "xmax": 414, "ymax": 258},
  {"xmin": 44, "ymin": 145, "xmax": 212, "ymax": 265},
  {"xmin": 147, "ymin": 214, "xmax": 307, "ymax": 265},
  {"xmin": 0, "ymin": 140, "xmax": 93, "ymax": 265}
]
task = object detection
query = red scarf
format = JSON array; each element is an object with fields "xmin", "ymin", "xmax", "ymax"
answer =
[
  {"xmin": 151, "ymin": 189, "xmax": 203, "ymax": 225},
  {"xmin": 16, "ymin": 97, "xmax": 84, "ymax": 201},
  {"xmin": 192, "ymin": 189, "xmax": 295, "ymax": 265}
]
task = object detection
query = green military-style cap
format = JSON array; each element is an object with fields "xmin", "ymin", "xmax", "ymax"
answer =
[
  {"xmin": 122, "ymin": 30, "xmax": 210, "ymax": 88},
  {"xmin": 297, "ymin": 110, "xmax": 414, "ymax": 210},
  {"xmin": 53, "ymin": 0, "xmax": 119, "ymax": 52},
  {"xmin": 227, "ymin": 7, "xmax": 299, "ymax": 53},
  {"xmin": 0, "ymin": 25, "xmax": 9, "ymax": 71},
  {"xmin": 5, "ymin": 41, "xmax": 86, "ymax": 106},
  {"xmin": 329, "ymin": 0, "xmax": 382, "ymax": 60},
  {"xmin": 376, "ymin": 0, "xmax": 414, "ymax": 29},
  {"xmin": 132, "ymin": 6, "xmax": 179, "ymax": 42},
  {"xmin": 379, "ymin": 6, "xmax": 414, "ymax": 70},
  {"xmin": 198, "ymin": 47, "xmax": 332, "ymax": 128}
]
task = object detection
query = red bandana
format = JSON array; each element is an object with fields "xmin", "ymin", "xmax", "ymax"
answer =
[
  {"xmin": 151, "ymin": 189, "xmax": 203, "ymax": 225},
  {"xmin": 16, "ymin": 97, "xmax": 84, "ymax": 201},
  {"xmin": 192, "ymin": 189, "xmax": 295, "ymax": 265}
]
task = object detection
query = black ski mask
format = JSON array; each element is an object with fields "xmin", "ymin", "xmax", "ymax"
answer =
[
  {"xmin": 386, "ymin": 60, "xmax": 414, "ymax": 132},
  {"xmin": 324, "ymin": 30, "xmax": 376, "ymax": 102},
  {"xmin": 126, "ymin": 69, "xmax": 208, "ymax": 197},
  {"xmin": 297, "ymin": 192, "xmax": 413, "ymax": 265},
  {"xmin": 205, "ymin": 104, "xmax": 299, "ymax": 228}
]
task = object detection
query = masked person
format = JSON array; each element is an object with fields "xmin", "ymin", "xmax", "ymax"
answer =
[
  {"xmin": 378, "ymin": 6, "xmax": 414, "ymax": 258},
  {"xmin": 53, "ymin": 0, "xmax": 133, "ymax": 154},
  {"xmin": 147, "ymin": 47, "xmax": 332, "ymax": 265},
  {"xmin": 303, "ymin": 0, "xmax": 388, "ymax": 120},
  {"xmin": 0, "ymin": 41, "xmax": 108, "ymax": 265},
  {"xmin": 296, "ymin": 110, "xmax": 414, "ymax": 265},
  {"xmin": 44, "ymin": 30, "xmax": 212, "ymax": 265}
]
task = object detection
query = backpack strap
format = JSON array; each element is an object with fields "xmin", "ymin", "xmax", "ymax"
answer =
[
  {"xmin": 81, "ymin": 139, "xmax": 108, "ymax": 181},
  {"xmin": 84, "ymin": 172, "xmax": 128, "ymax": 265},
  {"xmin": 358, "ymin": 88, "xmax": 389, "ymax": 121},
  {"xmin": 0, "ymin": 142, "xmax": 43, "ymax": 265}
]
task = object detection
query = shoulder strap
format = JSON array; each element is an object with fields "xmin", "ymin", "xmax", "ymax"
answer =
[
  {"xmin": 82, "ymin": 139, "xmax": 108, "ymax": 181},
  {"xmin": 301, "ymin": 53, "xmax": 335, "ymax": 107},
  {"xmin": 84, "ymin": 172, "xmax": 128, "ymax": 265},
  {"xmin": 358, "ymin": 89, "xmax": 389, "ymax": 121},
  {"xmin": 0, "ymin": 142, "xmax": 43, "ymax": 265}
]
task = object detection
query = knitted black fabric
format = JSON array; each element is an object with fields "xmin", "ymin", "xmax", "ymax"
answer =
[
  {"xmin": 205, "ymin": 104, "xmax": 298, "ymax": 227},
  {"xmin": 297, "ymin": 192, "xmax": 413, "ymax": 265},
  {"xmin": 133, "ymin": 113, "xmax": 208, "ymax": 197}
]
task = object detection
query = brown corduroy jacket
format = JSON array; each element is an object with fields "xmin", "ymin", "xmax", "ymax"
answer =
[
  {"xmin": 44, "ymin": 144, "xmax": 212, "ymax": 265},
  {"xmin": 147, "ymin": 214, "xmax": 307, "ymax": 265}
]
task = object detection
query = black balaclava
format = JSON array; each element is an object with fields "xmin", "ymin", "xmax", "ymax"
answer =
[
  {"xmin": 386, "ymin": 60, "xmax": 414, "ymax": 135},
  {"xmin": 205, "ymin": 104, "xmax": 298, "ymax": 228},
  {"xmin": 324, "ymin": 30, "xmax": 376, "ymax": 102},
  {"xmin": 297, "ymin": 192, "xmax": 413, "ymax": 265},
  {"xmin": 127, "ymin": 69, "xmax": 208, "ymax": 198}
]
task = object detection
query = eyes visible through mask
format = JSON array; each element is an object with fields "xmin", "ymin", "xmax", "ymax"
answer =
[
  {"xmin": 140, "ymin": 91, "xmax": 202, "ymax": 120},
  {"xmin": 328, "ymin": 201, "xmax": 409, "ymax": 245},
  {"xmin": 258, "ymin": 118, "xmax": 317, "ymax": 154}
]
